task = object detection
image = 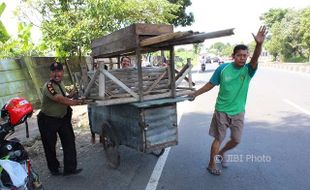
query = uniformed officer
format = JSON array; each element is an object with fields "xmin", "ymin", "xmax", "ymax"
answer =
[{"xmin": 37, "ymin": 62, "xmax": 83, "ymax": 176}]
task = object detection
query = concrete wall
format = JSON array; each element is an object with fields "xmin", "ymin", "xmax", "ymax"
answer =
[
  {"xmin": 261, "ymin": 62, "xmax": 310, "ymax": 74},
  {"xmin": 0, "ymin": 57, "xmax": 88, "ymax": 109}
]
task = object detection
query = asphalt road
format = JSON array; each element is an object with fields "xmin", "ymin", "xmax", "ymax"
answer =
[
  {"xmin": 17, "ymin": 63, "xmax": 310, "ymax": 190},
  {"xmin": 156, "ymin": 64, "xmax": 310, "ymax": 190}
]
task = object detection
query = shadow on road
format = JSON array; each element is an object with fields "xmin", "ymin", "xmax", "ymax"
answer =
[{"xmin": 25, "ymin": 109, "xmax": 310, "ymax": 190}]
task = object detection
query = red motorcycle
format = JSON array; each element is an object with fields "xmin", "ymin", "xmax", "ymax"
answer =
[{"xmin": 0, "ymin": 97, "xmax": 43, "ymax": 190}]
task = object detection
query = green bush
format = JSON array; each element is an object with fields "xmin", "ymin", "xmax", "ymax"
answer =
[{"xmin": 285, "ymin": 56, "xmax": 308, "ymax": 63}]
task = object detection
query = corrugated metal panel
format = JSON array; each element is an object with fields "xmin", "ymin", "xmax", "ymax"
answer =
[
  {"xmin": 90, "ymin": 104, "xmax": 144, "ymax": 151},
  {"xmin": 143, "ymin": 104, "xmax": 177, "ymax": 151},
  {"xmin": 90, "ymin": 102, "xmax": 178, "ymax": 153}
]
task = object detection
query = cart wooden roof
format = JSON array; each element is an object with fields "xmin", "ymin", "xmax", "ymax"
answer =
[{"xmin": 91, "ymin": 23, "xmax": 234, "ymax": 58}]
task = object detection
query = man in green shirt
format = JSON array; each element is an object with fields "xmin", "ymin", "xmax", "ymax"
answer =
[
  {"xmin": 189, "ymin": 26, "xmax": 267, "ymax": 175},
  {"xmin": 37, "ymin": 62, "xmax": 84, "ymax": 176}
]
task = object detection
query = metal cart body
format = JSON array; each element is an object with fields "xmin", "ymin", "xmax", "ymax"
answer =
[
  {"xmin": 80, "ymin": 23, "xmax": 234, "ymax": 167},
  {"xmin": 89, "ymin": 97, "xmax": 187, "ymax": 154}
]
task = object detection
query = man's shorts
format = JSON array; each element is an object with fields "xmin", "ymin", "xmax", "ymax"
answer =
[{"xmin": 209, "ymin": 110, "xmax": 245, "ymax": 143}]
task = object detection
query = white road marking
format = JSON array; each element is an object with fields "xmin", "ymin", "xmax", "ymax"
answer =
[
  {"xmin": 145, "ymin": 147, "xmax": 171, "ymax": 190},
  {"xmin": 283, "ymin": 99, "xmax": 310, "ymax": 116},
  {"xmin": 145, "ymin": 102, "xmax": 187, "ymax": 190}
]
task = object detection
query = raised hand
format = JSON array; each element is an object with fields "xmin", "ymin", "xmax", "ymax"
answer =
[{"xmin": 252, "ymin": 26, "xmax": 268, "ymax": 45}]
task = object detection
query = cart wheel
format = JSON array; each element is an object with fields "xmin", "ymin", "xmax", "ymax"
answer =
[
  {"xmin": 151, "ymin": 148, "xmax": 165, "ymax": 157},
  {"xmin": 101, "ymin": 122, "xmax": 120, "ymax": 169}
]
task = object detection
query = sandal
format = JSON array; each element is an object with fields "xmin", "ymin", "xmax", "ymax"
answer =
[
  {"xmin": 221, "ymin": 157, "xmax": 228, "ymax": 168},
  {"xmin": 207, "ymin": 167, "xmax": 221, "ymax": 176}
]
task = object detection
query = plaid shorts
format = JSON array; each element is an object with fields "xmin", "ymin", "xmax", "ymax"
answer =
[{"xmin": 209, "ymin": 110, "xmax": 245, "ymax": 143}]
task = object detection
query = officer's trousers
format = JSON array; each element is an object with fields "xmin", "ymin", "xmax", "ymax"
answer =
[{"xmin": 37, "ymin": 107, "xmax": 77, "ymax": 173}]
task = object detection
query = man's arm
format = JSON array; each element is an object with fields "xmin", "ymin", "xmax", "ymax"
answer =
[
  {"xmin": 45, "ymin": 83, "xmax": 83, "ymax": 106},
  {"xmin": 250, "ymin": 26, "xmax": 268, "ymax": 70},
  {"xmin": 188, "ymin": 82, "xmax": 215, "ymax": 101},
  {"xmin": 51, "ymin": 94, "xmax": 83, "ymax": 106}
]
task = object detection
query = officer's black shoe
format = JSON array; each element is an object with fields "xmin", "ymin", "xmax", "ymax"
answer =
[
  {"xmin": 63, "ymin": 168, "xmax": 83, "ymax": 176},
  {"xmin": 50, "ymin": 170, "xmax": 62, "ymax": 176}
]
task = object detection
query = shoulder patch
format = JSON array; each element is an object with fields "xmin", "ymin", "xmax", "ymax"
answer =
[{"xmin": 47, "ymin": 82, "xmax": 57, "ymax": 96}]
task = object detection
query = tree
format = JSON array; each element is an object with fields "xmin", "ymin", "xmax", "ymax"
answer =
[
  {"xmin": 0, "ymin": 23, "xmax": 43, "ymax": 58},
  {"xmin": 260, "ymin": 8, "xmax": 288, "ymax": 28},
  {"xmin": 193, "ymin": 43, "xmax": 203, "ymax": 55},
  {"xmin": 279, "ymin": 10, "xmax": 304, "ymax": 61},
  {"xmin": 0, "ymin": 2, "xmax": 10, "ymax": 43},
  {"xmin": 167, "ymin": 0, "xmax": 194, "ymax": 26},
  {"xmin": 264, "ymin": 22, "xmax": 282, "ymax": 60},
  {"xmin": 261, "ymin": 8, "xmax": 308, "ymax": 62},
  {"xmin": 209, "ymin": 42, "xmax": 225, "ymax": 56},
  {"xmin": 300, "ymin": 6, "xmax": 310, "ymax": 61},
  {"xmin": 205, "ymin": 42, "xmax": 233, "ymax": 57},
  {"xmin": 18, "ymin": 0, "xmax": 189, "ymax": 58}
]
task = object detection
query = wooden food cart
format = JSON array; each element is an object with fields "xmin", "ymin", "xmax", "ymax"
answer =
[{"xmin": 81, "ymin": 23, "xmax": 234, "ymax": 168}]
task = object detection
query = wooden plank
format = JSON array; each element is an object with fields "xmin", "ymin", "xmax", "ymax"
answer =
[
  {"xmin": 175, "ymin": 63, "xmax": 189, "ymax": 81},
  {"xmin": 175, "ymin": 61, "xmax": 195, "ymax": 86},
  {"xmin": 143, "ymin": 92, "xmax": 171, "ymax": 100},
  {"xmin": 143, "ymin": 89, "xmax": 170, "ymax": 95},
  {"xmin": 106, "ymin": 80, "xmax": 169, "ymax": 93},
  {"xmin": 91, "ymin": 25, "xmax": 137, "ymax": 58},
  {"xmin": 176, "ymin": 87, "xmax": 195, "ymax": 90},
  {"xmin": 95, "ymin": 97, "xmax": 138, "ymax": 106},
  {"xmin": 80, "ymin": 60, "xmax": 89, "ymax": 92},
  {"xmin": 83, "ymin": 69, "xmax": 100, "ymax": 97},
  {"xmin": 64, "ymin": 59, "xmax": 76, "ymax": 89},
  {"xmin": 91, "ymin": 25, "xmax": 135, "ymax": 48},
  {"xmin": 169, "ymin": 47, "xmax": 176, "ymax": 97},
  {"xmin": 105, "ymin": 76, "xmax": 168, "ymax": 87},
  {"xmin": 175, "ymin": 64, "xmax": 193, "ymax": 86},
  {"xmin": 134, "ymin": 23, "xmax": 173, "ymax": 35},
  {"xmin": 144, "ymin": 71, "xmax": 167, "ymax": 94},
  {"xmin": 175, "ymin": 90, "xmax": 193, "ymax": 96},
  {"xmin": 92, "ymin": 38, "xmax": 136, "ymax": 58},
  {"xmin": 91, "ymin": 23, "xmax": 173, "ymax": 58},
  {"xmin": 89, "ymin": 88, "xmax": 194, "ymax": 106},
  {"xmin": 140, "ymin": 31, "xmax": 193, "ymax": 47},
  {"xmin": 175, "ymin": 69, "xmax": 195, "ymax": 86},
  {"xmin": 100, "ymin": 69, "xmax": 139, "ymax": 99},
  {"xmin": 98, "ymin": 64, "xmax": 105, "ymax": 97},
  {"xmin": 132, "ymin": 96, "xmax": 189, "ymax": 107},
  {"xmin": 186, "ymin": 58, "xmax": 193, "ymax": 88},
  {"xmin": 149, "ymin": 28, "xmax": 235, "ymax": 48}
]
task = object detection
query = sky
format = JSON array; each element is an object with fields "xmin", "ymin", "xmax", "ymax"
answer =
[
  {"xmin": 2, "ymin": 0, "xmax": 20, "ymax": 36},
  {"xmin": 1, "ymin": 0, "xmax": 310, "ymax": 45},
  {"xmin": 178, "ymin": 0, "xmax": 310, "ymax": 47}
]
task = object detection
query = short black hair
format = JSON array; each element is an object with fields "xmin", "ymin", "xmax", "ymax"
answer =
[
  {"xmin": 233, "ymin": 44, "xmax": 248, "ymax": 55},
  {"xmin": 50, "ymin": 62, "xmax": 64, "ymax": 71},
  {"xmin": 121, "ymin": 56, "xmax": 131, "ymax": 62}
]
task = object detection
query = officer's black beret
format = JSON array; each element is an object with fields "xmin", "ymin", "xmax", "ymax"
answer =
[{"xmin": 50, "ymin": 62, "xmax": 64, "ymax": 71}]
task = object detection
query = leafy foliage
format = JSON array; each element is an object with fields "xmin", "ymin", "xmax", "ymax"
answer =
[
  {"xmin": 260, "ymin": 8, "xmax": 288, "ymax": 28},
  {"xmin": 168, "ymin": 0, "xmax": 194, "ymax": 26},
  {"xmin": 0, "ymin": 2, "xmax": 10, "ymax": 43},
  {"xmin": 18, "ymin": 0, "xmax": 193, "ymax": 58},
  {"xmin": 175, "ymin": 47, "xmax": 197, "ymax": 67},
  {"xmin": 0, "ymin": 23, "xmax": 44, "ymax": 58},
  {"xmin": 300, "ymin": 6, "xmax": 310, "ymax": 58},
  {"xmin": 206, "ymin": 42, "xmax": 234, "ymax": 57},
  {"xmin": 260, "ymin": 7, "xmax": 309, "ymax": 62},
  {"xmin": 193, "ymin": 43, "xmax": 203, "ymax": 54}
]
